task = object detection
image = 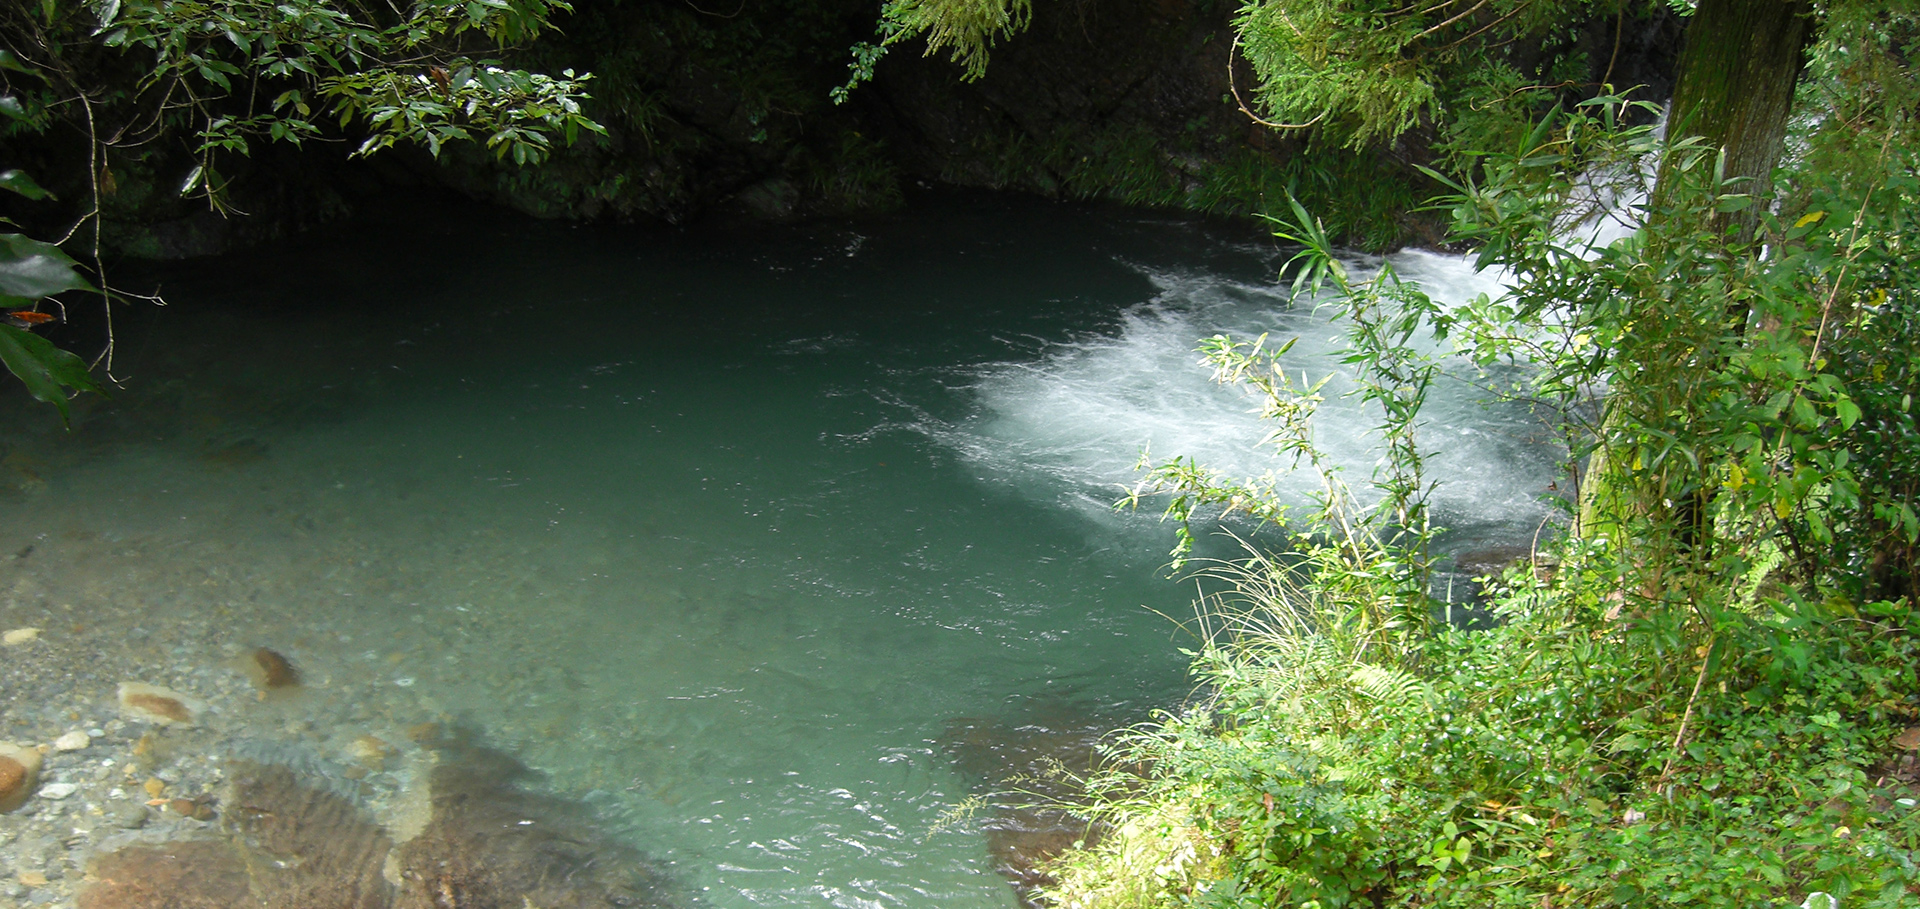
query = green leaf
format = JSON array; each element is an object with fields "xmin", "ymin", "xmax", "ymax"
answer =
[
  {"xmin": 1835, "ymin": 396, "xmax": 1861, "ymax": 431},
  {"xmin": 0, "ymin": 50, "xmax": 37, "ymax": 76},
  {"xmin": 0, "ymin": 323, "xmax": 104, "ymax": 426},
  {"xmin": 1607, "ymin": 732, "xmax": 1650, "ymax": 753},
  {"xmin": 0, "ymin": 170, "xmax": 52, "ymax": 201},
  {"xmin": 1715, "ymin": 194, "xmax": 1754, "ymax": 213},
  {"xmin": 0, "ymin": 95, "xmax": 27, "ymax": 120},
  {"xmin": 0, "ymin": 234, "xmax": 96, "ymax": 299}
]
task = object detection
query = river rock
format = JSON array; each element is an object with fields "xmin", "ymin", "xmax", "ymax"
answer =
[
  {"xmin": 52, "ymin": 731, "xmax": 91, "ymax": 752},
  {"xmin": 2, "ymin": 627, "xmax": 41, "ymax": 646},
  {"xmin": 246, "ymin": 647, "xmax": 300, "ymax": 689},
  {"xmin": 348, "ymin": 735, "xmax": 395, "ymax": 769},
  {"xmin": 38, "ymin": 782, "xmax": 78, "ymax": 800},
  {"xmin": 116, "ymin": 682, "xmax": 201, "ymax": 726},
  {"xmin": 0, "ymin": 741, "xmax": 43, "ymax": 811},
  {"xmin": 107, "ymin": 802, "xmax": 147, "ymax": 829}
]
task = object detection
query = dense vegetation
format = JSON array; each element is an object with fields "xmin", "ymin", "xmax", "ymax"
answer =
[{"xmin": 1040, "ymin": 1, "xmax": 1920, "ymax": 906}]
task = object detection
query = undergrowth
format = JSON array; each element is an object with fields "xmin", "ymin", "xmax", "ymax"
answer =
[
  {"xmin": 1048, "ymin": 63, "xmax": 1920, "ymax": 906},
  {"xmin": 1051, "ymin": 542, "xmax": 1920, "ymax": 908}
]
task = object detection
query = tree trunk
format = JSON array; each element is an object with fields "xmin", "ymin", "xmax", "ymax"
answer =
[
  {"xmin": 1655, "ymin": 0, "xmax": 1816, "ymax": 241},
  {"xmin": 1577, "ymin": 0, "xmax": 1815, "ymax": 546}
]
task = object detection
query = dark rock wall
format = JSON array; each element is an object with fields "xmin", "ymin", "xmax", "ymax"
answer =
[
  {"xmin": 856, "ymin": 0, "xmax": 1246, "ymax": 188},
  {"xmin": 3, "ymin": 0, "xmax": 1687, "ymax": 257}
]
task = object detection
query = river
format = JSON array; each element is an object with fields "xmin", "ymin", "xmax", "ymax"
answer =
[{"xmin": 0, "ymin": 190, "xmax": 1560, "ymax": 907}]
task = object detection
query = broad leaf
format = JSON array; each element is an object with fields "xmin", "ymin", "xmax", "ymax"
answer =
[
  {"xmin": 0, "ymin": 322, "xmax": 104, "ymax": 426},
  {"xmin": 0, "ymin": 169, "xmax": 53, "ymax": 201},
  {"xmin": 0, "ymin": 233, "xmax": 97, "ymax": 299}
]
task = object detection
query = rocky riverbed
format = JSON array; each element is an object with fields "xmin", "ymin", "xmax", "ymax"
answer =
[{"xmin": 0, "ymin": 565, "xmax": 683, "ymax": 908}]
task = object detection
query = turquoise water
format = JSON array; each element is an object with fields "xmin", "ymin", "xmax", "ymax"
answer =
[{"xmin": 0, "ymin": 193, "xmax": 1558, "ymax": 906}]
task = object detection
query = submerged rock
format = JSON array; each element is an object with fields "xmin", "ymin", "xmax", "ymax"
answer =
[
  {"xmin": 117, "ymin": 682, "xmax": 202, "ymax": 726},
  {"xmin": 53, "ymin": 730, "xmax": 91, "ymax": 752},
  {"xmin": 2, "ymin": 626, "xmax": 41, "ymax": 646},
  {"xmin": 0, "ymin": 740, "xmax": 43, "ymax": 811},
  {"xmin": 78, "ymin": 840, "xmax": 254, "ymax": 909},
  {"xmin": 347, "ymin": 735, "xmax": 395, "ymax": 770},
  {"xmin": 943, "ymin": 699, "xmax": 1140, "ymax": 908},
  {"xmin": 245, "ymin": 648, "xmax": 299, "ymax": 690},
  {"xmin": 75, "ymin": 728, "xmax": 687, "ymax": 909},
  {"xmin": 391, "ymin": 728, "xmax": 682, "ymax": 908},
  {"xmin": 227, "ymin": 760, "xmax": 395, "ymax": 908}
]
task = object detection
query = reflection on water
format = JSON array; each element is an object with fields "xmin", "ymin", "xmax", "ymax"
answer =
[{"xmin": 0, "ymin": 191, "xmax": 1560, "ymax": 907}]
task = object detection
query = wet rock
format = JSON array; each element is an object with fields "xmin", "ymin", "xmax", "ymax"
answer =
[
  {"xmin": 0, "ymin": 741, "xmax": 44, "ymax": 811},
  {"xmin": 52, "ymin": 730, "xmax": 91, "ymax": 752},
  {"xmin": 37, "ymin": 782, "xmax": 78, "ymax": 800},
  {"xmin": 117, "ymin": 682, "xmax": 200, "ymax": 726}
]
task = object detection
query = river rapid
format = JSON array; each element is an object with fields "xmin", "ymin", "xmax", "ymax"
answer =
[{"xmin": 0, "ymin": 191, "xmax": 1561, "ymax": 908}]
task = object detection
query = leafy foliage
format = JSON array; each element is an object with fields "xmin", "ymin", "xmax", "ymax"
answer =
[
  {"xmin": 0, "ymin": 0, "xmax": 603, "ymax": 418},
  {"xmin": 0, "ymin": 105, "xmax": 104, "ymax": 424},
  {"xmin": 91, "ymin": 0, "xmax": 604, "ymax": 196},
  {"xmin": 1053, "ymin": 3, "xmax": 1920, "ymax": 908},
  {"xmin": 832, "ymin": 0, "xmax": 1031, "ymax": 102}
]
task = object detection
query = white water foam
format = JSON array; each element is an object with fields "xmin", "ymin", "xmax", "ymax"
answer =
[{"xmin": 945, "ymin": 248, "xmax": 1564, "ymax": 548}]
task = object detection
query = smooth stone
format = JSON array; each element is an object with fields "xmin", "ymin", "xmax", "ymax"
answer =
[
  {"xmin": 51, "ymin": 731, "xmax": 89, "ymax": 752},
  {"xmin": 116, "ymin": 682, "xmax": 201, "ymax": 726},
  {"xmin": 1, "ymin": 627, "xmax": 40, "ymax": 646},
  {"xmin": 37, "ymin": 783, "xmax": 77, "ymax": 800},
  {"xmin": 0, "ymin": 742, "xmax": 43, "ymax": 812}
]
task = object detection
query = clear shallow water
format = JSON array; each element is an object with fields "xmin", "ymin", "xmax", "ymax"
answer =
[{"xmin": 0, "ymin": 192, "xmax": 1560, "ymax": 907}]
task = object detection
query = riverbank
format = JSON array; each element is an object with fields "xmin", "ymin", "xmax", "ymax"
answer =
[{"xmin": 1039, "ymin": 539, "xmax": 1920, "ymax": 908}]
